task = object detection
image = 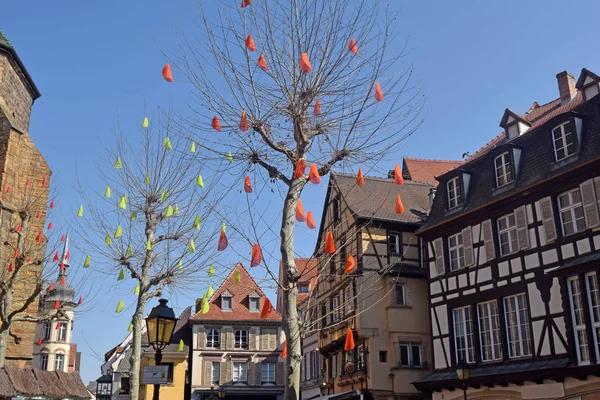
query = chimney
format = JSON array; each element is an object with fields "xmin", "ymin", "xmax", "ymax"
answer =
[
  {"xmin": 428, "ymin": 187, "xmax": 436, "ymax": 208},
  {"xmin": 387, "ymin": 170, "xmax": 395, "ymax": 179},
  {"xmin": 557, "ymin": 71, "xmax": 576, "ymax": 103},
  {"xmin": 195, "ymin": 298, "xmax": 203, "ymax": 313}
]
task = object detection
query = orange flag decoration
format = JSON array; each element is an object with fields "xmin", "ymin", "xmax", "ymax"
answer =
[
  {"xmin": 394, "ymin": 163, "xmax": 404, "ymax": 185},
  {"xmin": 245, "ymin": 35, "xmax": 257, "ymax": 52},
  {"xmin": 293, "ymin": 159, "xmax": 307, "ymax": 179},
  {"xmin": 375, "ymin": 82, "xmax": 384, "ymax": 102},
  {"xmin": 36, "ymin": 337, "xmax": 42, "ymax": 346},
  {"xmin": 258, "ymin": 54, "xmax": 268, "ymax": 71},
  {"xmin": 306, "ymin": 211, "xmax": 317, "ymax": 229},
  {"xmin": 240, "ymin": 110, "xmax": 248, "ymax": 132},
  {"xmin": 395, "ymin": 194, "xmax": 405, "ymax": 214},
  {"xmin": 309, "ymin": 163, "xmax": 321, "ymax": 184},
  {"xmin": 324, "ymin": 231, "xmax": 336, "ymax": 254},
  {"xmin": 241, "ymin": 0, "xmax": 251, "ymax": 7},
  {"xmin": 280, "ymin": 342, "xmax": 287, "ymax": 358},
  {"xmin": 345, "ymin": 255, "xmax": 356, "ymax": 274},
  {"xmin": 244, "ymin": 176, "xmax": 253, "ymax": 193},
  {"xmin": 53, "ymin": 300, "xmax": 60, "ymax": 310},
  {"xmin": 357, "ymin": 168, "xmax": 365, "ymax": 186},
  {"xmin": 218, "ymin": 229, "xmax": 228, "ymax": 251},
  {"xmin": 344, "ymin": 327, "xmax": 355, "ymax": 351},
  {"xmin": 348, "ymin": 39, "xmax": 358, "ymax": 55},
  {"xmin": 250, "ymin": 244, "xmax": 262, "ymax": 267},
  {"xmin": 296, "ymin": 199, "xmax": 306, "ymax": 222},
  {"xmin": 162, "ymin": 64, "xmax": 173, "ymax": 82},
  {"xmin": 313, "ymin": 100, "xmax": 321, "ymax": 116},
  {"xmin": 260, "ymin": 298, "xmax": 273, "ymax": 319},
  {"xmin": 212, "ymin": 115, "xmax": 222, "ymax": 132},
  {"xmin": 300, "ymin": 53, "xmax": 312, "ymax": 73}
]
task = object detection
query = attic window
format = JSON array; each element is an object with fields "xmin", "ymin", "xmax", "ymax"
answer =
[
  {"xmin": 249, "ymin": 292, "xmax": 260, "ymax": 312},
  {"xmin": 494, "ymin": 152, "xmax": 513, "ymax": 188},
  {"xmin": 447, "ymin": 177, "xmax": 462, "ymax": 210},
  {"xmin": 552, "ymin": 121, "xmax": 577, "ymax": 161},
  {"xmin": 222, "ymin": 293, "xmax": 233, "ymax": 311}
]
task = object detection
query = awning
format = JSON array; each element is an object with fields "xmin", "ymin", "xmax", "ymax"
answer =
[
  {"xmin": 311, "ymin": 390, "xmax": 362, "ymax": 400},
  {"xmin": 549, "ymin": 251, "xmax": 600, "ymax": 276}
]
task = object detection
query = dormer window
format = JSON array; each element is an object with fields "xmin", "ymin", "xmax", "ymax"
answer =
[
  {"xmin": 222, "ymin": 292, "xmax": 233, "ymax": 311},
  {"xmin": 249, "ymin": 292, "xmax": 260, "ymax": 312},
  {"xmin": 494, "ymin": 152, "xmax": 513, "ymax": 188},
  {"xmin": 447, "ymin": 177, "xmax": 462, "ymax": 209},
  {"xmin": 552, "ymin": 121, "xmax": 577, "ymax": 161}
]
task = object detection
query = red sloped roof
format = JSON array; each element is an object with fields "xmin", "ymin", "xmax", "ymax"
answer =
[
  {"xmin": 294, "ymin": 258, "xmax": 318, "ymax": 304},
  {"xmin": 402, "ymin": 157, "xmax": 462, "ymax": 185},
  {"xmin": 190, "ymin": 262, "xmax": 282, "ymax": 322}
]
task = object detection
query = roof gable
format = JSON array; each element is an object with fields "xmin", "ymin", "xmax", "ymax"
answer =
[
  {"xmin": 576, "ymin": 68, "xmax": 600, "ymax": 89},
  {"xmin": 402, "ymin": 157, "xmax": 462, "ymax": 185}
]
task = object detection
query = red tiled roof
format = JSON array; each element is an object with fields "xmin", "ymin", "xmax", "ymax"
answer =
[
  {"xmin": 402, "ymin": 157, "xmax": 462, "ymax": 185},
  {"xmin": 190, "ymin": 263, "xmax": 282, "ymax": 322}
]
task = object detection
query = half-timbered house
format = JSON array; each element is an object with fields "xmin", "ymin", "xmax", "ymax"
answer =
[{"xmin": 414, "ymin": 69, "xmax": 600, "ymax": 400}]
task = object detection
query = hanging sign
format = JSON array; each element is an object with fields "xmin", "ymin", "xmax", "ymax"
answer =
[{"xmin": 142, "ymin": 365, "xmax": 169, "ymax": 384}]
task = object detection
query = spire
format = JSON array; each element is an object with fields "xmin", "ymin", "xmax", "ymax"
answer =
[
  {"xmin": 59, "ymin": 229, "xmax": 70, "ymax": 278},
  {"xmin": 0, "ymin": 29, "xmax": 11, "ymax": 48}
]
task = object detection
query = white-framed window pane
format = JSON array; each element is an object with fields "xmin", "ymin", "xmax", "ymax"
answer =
[
  {"xmin": 233, "ymin": 362, "xmax": 247, "ymax": 383},
  {"xmin": 394, "ymin": 284, "xmax": 406, "ymax": 306},
  {"xmin": 331, "ymin": 297, "xmax": 340, "ymax": 322},
  {"xmin": 39, "ymin": 354, "xmax": 48, "ymax": 371},
  {"xmin": 497, "ymin": 214, "xmax": 518, "ymax": 256},
  {"xmin": 235, "ymin": 330, "xmax": 248, "ymax": 349},
  {"xmin": 43, "ymin": 323, "xmax": 51, "ymax": 340},
  {"xmin": 345, "ymin": 285, "xmax": 353, "ymax": 315},
  {"xmin": 447, "ymin": 177, "xmax": 462, "ymax": 209},
  {"xmin": 558, "ymin": 189, "xmax": 586, "ymax": 236},
  {"xmin": 477, "ymin": 301, "xmax": 502, "ymax": 361},
  {"xmin": 553, "ymin": 121, "xmax": 575, "ymax": 161},
  {"xmin": 448, "ymin": 233, "xmax": 465, "ymax": 271},
  {"xmin": 58, "ymin": 322, "xmax": 67, "ymax": 341},
  {"xmin": 211, "ymin": 362, "xmax": 220, "ymax": 384},
  {"xmin": 261, "ymin": 363, "xmax": 276, "ymax": 383},
  {"xmin": 495, "ymin": 153, "xmax": 513, "ymax": 187},
  {"xmin": 453, "ymin": 307, "xmax": 475, "ymax": 363},
  {"xmin": 207, "ymin": 329, "xmax": 220, "ymax": 348},
  {"xmin": 568, "ymin": 277, "xmax": 590, "ymax": 364},
  {"xmin": 54, "ymin": 354, "xmax": 65, "ymax": 371},
  {"xmin": 399, "ymin": 343, "xmax": 421, "ymax": 367},
  {"xmin": 388, "ymin": 232, "xmax": 401, "ymax": 255},
  {"xmin": 504, "ymin": 294, "xmax": 531, "ymax": 358}
]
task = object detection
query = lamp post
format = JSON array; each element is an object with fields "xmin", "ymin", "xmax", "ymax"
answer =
[
  {"xmin": 456, "ymin": 359, "xmax": 470, "ymax": 400},
  {"xmin": 145, "ymin": 299, "xmax": 178, "ymax": 400}
]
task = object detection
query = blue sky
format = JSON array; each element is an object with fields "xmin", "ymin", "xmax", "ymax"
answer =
[{"xmin": 3, "ymin": 0, "xmax": 600, "ymax": 386}]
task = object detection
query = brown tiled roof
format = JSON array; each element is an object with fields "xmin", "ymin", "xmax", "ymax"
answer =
[
  {"xmin": 402, "ymin": 158, "xmax": 462, "ymax": 185},
  {"xmin": 0, "ymin": 367, "xmax": 90, "ymax": 399},
  {"xmin": 190, "ymin": 263, "xmax": 282, "ymax": 322}
]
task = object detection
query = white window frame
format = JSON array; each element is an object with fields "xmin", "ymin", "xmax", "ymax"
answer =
[
  {"xmin": 568, "ymin": 277, "xmax": 590, "ymax": 365},
  {"xmin": 43, "ymin": 323, "xmax": 51, "ymax": 340},
  {"xmin": 261, "ymin": 362, "xmax": 276, "ymax": 384},
  {"xmin": 552, "ymin": 121, "xmax": 576, "ymax": 161},
  {"xmin": 453, "ymin": 306, "xmax": 475, "ymax": 363},
  {"xmin": 57, "ymin": 322, "xmax": 67, "ymax": 341},
  {"xmin": 394, "ymin": 284, "xmax": 406, "ymax": 306},
  {"xmin": 399, "ymin": 343, "xmax": 422, "ymax": 367},
  {"xmin": 558, "ymin": 188, "xmax": 586, "ymax": 236},
  {"xmin": 477, "ymin": 301, "xmax": 502, "ymax": 361},
  {"xmin": 448, "ymin": 233, "xmax": 465, "ymax": 271},
  {"xmin": 211, "ymin": 362, "xmax": 220, "ymax": 384},
  {"xmin": 206, "ymin": 329, "xmax": 220, "ymax": 349},
  {"xmin": 39, "ymin": 353, "xmax": 48, "ymax": 371},
  {"xmin": 249, "ymin": 296, "xmax": 260, "ymax": 312},
  {"xmin": 494, "ymin": 152, "xmax": 513, "ymax": 188},
  {"xmin": 504, "ymin": 293, "xmax": 532, "ymax": 358},
  {"xmin": 585, "ymin": 273, "xmax": 600, "ymax": 361},
  {"xmin": 298, "ymin": 284, "xmax": 309, "ymax": 294},
  {"xmin": 447, "ymin": 177, "xmax": 462, "ymax": 209},
  {"xmin": 388, "ymin": 231, "xmax": 402, "ymax": 256},
  {"xmin": 234, "ymin": 329, "xmax": 248, "ymax": 349},
  {"xmin": 497, "ymin": 213, "xmax": 518, "ymax": 256},
  {"xmin": 232, "ymin": 362, "xmax": 248, "ymax": 383},
  {"xmin": 331, "ymin": 297, "xmax": 340, "ymax": 322},
  {"xmin": 54, "ymin": 353, "xmax": 65, "ymax": 371},
  {"xmin": 222, "ymin": 295, "xmax": 232, "ymax": 311}
]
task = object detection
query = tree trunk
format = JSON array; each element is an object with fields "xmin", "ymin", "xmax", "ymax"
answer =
[
  {"xmin": 281, "ymin": 180, "xmax": 305, "ymax": 400},
  {"xmin": 0, "ymin": 285, "xmax": 14, "ymax": 368},
  {"xmin": 129, "ymin": 292, "xmax": 147, "ymax": 400}
]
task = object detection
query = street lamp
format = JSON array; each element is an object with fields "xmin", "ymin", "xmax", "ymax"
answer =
[
  {"xmin": 145, "ymin": 299, "xmax": 178, "ymax": 400},
  {"xmin": 456, "ymin": 359, "xmax": 470, "ymax": 400}
]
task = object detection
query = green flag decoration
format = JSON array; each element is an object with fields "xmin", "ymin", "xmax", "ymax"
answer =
[
  {"xmin": 207, "ymin": 285, "xmax": 214, "ymax": 297},
  {"xmin": 105, "ymin": 235, "xmax": 112, "ymax": 247},
  {"xmin": 126, "ymin": 245, "xmax": 133, "ymax": 257},
  {"xmin": 201, "ymin": 299, "xmax": 209, "ymax": 314},
  {"xmin": 130, "ymin": 211, "xmax": 137, "ymax": 221},
  {"xmin": 178, "ymin": 339, "xmax": 184, "ymax": 352},
  {"xmin": 222, "ymin": 223, "xmax": 226, "ymax": 233},
  {"xmin": 83, "ymin": 255, "xmax": 91, "ymax": 268},
  {"xmin": 105, "ymin": 186, "xmax": 111, "ymax": 198},
  {"xmin": 134, "ymin": 284, "xmax": 139, "ymax": 295},
  {"xmin": 146, "ymin": 238, "xmax": 152, "ymax": 251},
  {"xmin": 114, "ymin": 157, "xmax": 122, "ymax": 169},
  {"xmin": 165, "ymin": 205, "xmax": 173, "ymax": 217},
  {"xmin": 235, "ymin": 269, "xmax": 241, "ymax": 283},
  {"xmin": 226, "ymin": 152, "xmax": 233, "ymax": 162},
  {"xmin": 117, "ymin": 268, "xmax": 125, "ymax": 281},
  {"xmin": 115, "ymin": 300, "xmax": 125, "ymax": 313},
  {"xmin": 142, "ymin": 116, "xmax": 149, "ymax": 128},
  {"xmin": 193, "ymin": 215, "xmax": 201, "ymax": 230},
  {"xmin": 144, "ymin": 173, "xmax": 150, "ymax": 184},
  {"xmin": 119, "ymin": 195, "xmax": 127, "ymax": 210},
  {"xmin": 128, "ymin": 322, "xmax": 133, "ymax": 331},
  {"xmin": 164, "ymin": 137, "xmax": 173, "ymax": 150},
  {"xmin": 196, "ymin": 175, "xmax": 204, "ymax": 188},
  {"xmin": 189, "ymin": 238, "xmax": 196, "ymax": 253},
  {"xmin": 77, "ymin": 205, "xmax": 84, "ymax": 217},
  {"xmin": 178, "ymin": 260, "xmax": 183, "ymax": 269},
  {"xmin": 190, "ymin": 141, "xmax": 196, "ymax": 153},
  {"xmin": 174, "ymin": 204, "xmax": 179, "ymax": 215},
  {"xmin": 114, "ymin": 225, "xmax": 123, "ymax": 238},
  {"xmin": 208, "ymin": 265, "xmax": 215, "ymax": 277},
  {"xmin": 161, "ymin": 190, "xmax": 167, "ymax": 202}
]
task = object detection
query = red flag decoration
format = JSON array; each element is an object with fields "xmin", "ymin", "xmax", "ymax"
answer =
[
  {"xmin": 26, "ymin": 257, "xmax": 32, "ymax": 263},
  {"xmin": 299, "ymin": 53, "xmax": 312, "ymax": 73},
  {"xmin": 36, "ymin": 211, "xmax": 41, "ymax": 219},
  {"xmin": 309, "ymin": 163, "xmax": 321, "ymax": 184},
  {"xmin": 348, "ymin": 39, "xmax": 358, "ymax": 55},
  {"xmin": 53, "ymin": 251, "xmax": 59, "ymax": 262},
  {"xmin": 395, "ymin": 194, "xmax": 405, "ymax": 214},
  {"xmin": 8, "ymin": 262, "xmax": 13, "ymax": 273},
  {"xmin": 162, "ymin": 64, "xmax": 173, "ymax": 82},
  {"xmin": 50, "ymin": 200, "xmax": 55, "ymax": 208},
  {"xmin": 394, "ymin": 164, "xmax": 404, "ymax": 185},
  {"xmin": 344, "ymin": 328, "xmax": 355, "ymax": 351},
  {"xmin": 6, "ymin": 186, "xmax": 11, "ymax": 194},
  {"xmin": 324, "ymin": 231, "xmax": 336, "ymax": 254},
  {"xmin": 258, "ymin": 54, "xmax": 268, "ymax": 71},
  {"xmin": 42, "ymin": 177, "xmax": 47, "ymax": 186},
  {"xmin": 244, "ymin": 176, "xmax": 253, "ymax": 193},
  {"xmin": 36, "ymin": 337, "xmax": 42, "ymax": 346},
  {"xmin": 56, "ymin": 322, "xmax": 61, "ymax": 330},
  {"xmin": 60, "ymin": 276, "xmax": 65, "ymax": 286},
  {"xmin": 66, "ymin": 251, "xmax": 71, "ymax": 260},
  {"xmin": 260, "ymin": 298, "xmax": 273, "ymax": 319},
  {"xmin": 78, "ymin": 296, "xmax": 83, "ymax": 305},
  {"xmin": 296, "ymin": 199, "xmax": 306, "ymax": 222},
  {"xmin": 16, "ymin": 224, "xmax": 21, "ymax": 233},
  {"xmin": 280, "ymin": 342, "xmax": 287, "ymax": 358},
  {"xmin": 375, "ymin": 82, "xmax": 384, "ymax": 102},
  {"xmin": 60, "ymin": 262, "xmax": 65, "ymax": 272},
  {"xmin": 313, "ymin": 100, "xmax": 321, "ymax": 116},
  {"xmin": 218, "ymin": 229, "xmax": 228, "ymax": 251},
  {"xmin": 47, "ymin": 222, "xmax": 53, "ymax": 230},
  {"xmin": 245, "ymin": 35, "xmax": 257, "ymax": 52},
  {"xmin": 357, "ymin": 168, "xmax": 365, "ymax": 186},
  {"xmin": 25, "ymin": 178, "xmax": 31, "ymax": 187},
  {"xmin": 293, "ymin": 159, "xmax": 307, "ymax": 179},
  {"xmin": 53, "ymin": 300, "xmax": 60, "ymax": 310},
  {"xmin": 48, "ymin": 284, "xmax": 54, "ymax": 291},
  {"xmin": 306, "ymin": 211, "xmax": 317, "ymax": 229},
  {"xmin": 241, "ymin": 0, "xmax": 251, "ymax": 7},
  {"xmin": 250, "ymin": 244, "xmax": 262, "ymax": 267},
  {"xmin": 36, "ymin": 231, "xmax": 43, "ymax": 243},
  {"xmin": 240, "ymin": 110, "xmax": 248, "ymax": 131},
  {"xmin": 345, "ymin": 255, "xmax": 356, "ymax": 274},
  {"xmin": 61, "ymin": 234, "xmax": 65, "ymax": 242},
  {"xmin": 13, "ymin": 248, "xmax": 18, "ymax": 258},
  {"xmin": 212, "ymin": 115, "xmax": 222, "ymax": 132}
]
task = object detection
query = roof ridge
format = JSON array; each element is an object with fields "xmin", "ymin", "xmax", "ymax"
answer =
[
  {"xmin": 208, "ymin": 262, "xmax": 265, "ymax": 303},
  {"xmin": 332, "ymin": 171, "xmax": 435, "ymax": 186},
  {"xmin": 403, "ymin": 157, "xmax": 462, "ymax": 163}
]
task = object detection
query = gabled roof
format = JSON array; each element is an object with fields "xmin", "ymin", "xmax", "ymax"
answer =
[
  {"xmin": 576, "ymin": 68, "xmax": 600, "ymax": 89},
  {"xmin": 0, "ymin": 367, "xmax": 90, "ymax": 399},
  {"xmin": 0, "ymin": 28, "xmax": 41, "ymax": 100},
  {"xmin": 190, "ymin": 263, "xmax": 282, "ymax": 322},
  {"xmin": 402, "ymin": 157, "xmax": 462, "ymax": 185}
]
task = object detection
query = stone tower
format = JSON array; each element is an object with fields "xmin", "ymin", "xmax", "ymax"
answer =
[{"xmin": 0, "ymin": 28, "xmax": 52, "ymax": 367}]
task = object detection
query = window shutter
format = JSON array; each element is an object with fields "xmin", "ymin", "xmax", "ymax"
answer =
[
  {"xmin": 256, "ymin": 362, "xmax": 262, "ymax": 385},
  {"xmin": 481, "ymin": 219, "xmax": 496, "ymax": 260},
  {"xmin": 462, "ymin": 227, "xmax": 474, "ymax": 266},
  {"xmin": 248, "ymin": 362, "xmax": 255, "ymax": 386},
  {"xmin": 269, "ymin": 330, "xmax": 276, "ymax": 350},
  {"xmin": 202, "ymin": 361, "xmax": 211, "ymax": 386},
  {"xmin": 224, "ymin": 327, "xmax": 234, "ymax": 350},
  {"xmin": 197, "ymin": 326, "xmax": 206, "ymax": 350},
  {"xmin": 225, "ymin": 361, "xmax": 233, "ymax": 383},
  {"xmin": 433, "ymin": 238, "xmax": 445, "ymax": 275},
  {"xmin": 580, "ymin": 179, "xmax": 600, "ymax": 228},
  {"xmin": 514, "ymin": 206, "xmax": 530, "ymax": 250},
  {"xmin": 249, "ymin": 328, "xmax": 256, "ymax": 351},
  {"xmin": 539, "ymin": 196, "xmax": 557, "ymax": 242},
  {"xmin": 260, "ymin": 329, "xmax": 269, "ymax": 350},
  {"xmin": 219, "ymin": 328, "xmax": 226, "ymax": 350},
  {"xmin": 276, "ymin": 362, "xmax": 285, "ymax": 386},
  {"xmin": 219, "ymin": 361, "xmax": 226, "ymax": 385},
  {"xmin": 593, "ymin": 178, "xmax": 600, "ymax": 209}
]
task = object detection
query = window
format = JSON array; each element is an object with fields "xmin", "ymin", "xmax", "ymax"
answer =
[
  {"xmin": 504, "ymin": 293, "xmax": 531, "ymax": 358},
  {"xmin": 57, "ymin": 322, "xmax": 67, "ymax": 341},
  {"xmin": 586, "ymin": 273, "xmax": 600, "ymax": 360},
  {"xmin": 497, "ymin": 213, "xmax": 518, "ymax": 256},
  {"xmin": 119, "ymin": 377, "xmax": 130, "ymax": 394},
  {"xmin": 39, "ymin": 354, "xmax": 48, "ymax": 371},
  {"xmin": 331, "ymin": 297, "xmax": 340, "ymax": 322},
  {"xmin": 448, "ymin": 233, "xmax": 465, "ymax": 271},
  {"xmin": 249, "ymin": 296, "xmax": 260, "ymax": 312},
  {"xmin": 399, "ymin": 343, "xmax": 421, "ymax": 367},
  {"xmin": 552, "ymin": 121, "xmax": 576, "ymax": 161},
  {"xmin": 453, "ymin": 307, "xmax": 475, "ymax": 363},
  {"xmin": 206, "ymin": 329, "xmax": 220, "ymax": 349},
  {"xmin": 235, "ymin": 330, "xmax": 248, "ymax": 349},
  {"xmin": 394, "ymin": 284, "xmax": 406, "ymax": 306},
  {"xmin": 388, "ymin": 232, "xmax": 401, "ymax": 256},
  {"xmin": 558, "ymin": 189, "xmax": 586, "ymax": 236},
  {"xmin": 320, "ymin": 303, "xmax": 327, "ymax": 329},
  {"xmin": 494, "ymin": 152, "xmax": 513, "ymax": 188},
  {"xmin": 329, "ymin": 255, "xmax": 336, "ymax": 276},
  {"xmin": 379, "ymin": 351, "xmax": 387, "ymax": 363},
  {"xmin": 222, "ymin": 295, "xmax": 232, "ymax": 311},
  {"xmin": 232, "ymin": 362, "xmax": 248, "ymax": 383},
  {"xmin": 344, "ymin": 285, "xmax": 353, "ymax": 315},
  {"xmin": 261, "ymin": 363, "xmax": 276, "ymax": 384},
  {"xmin": 447, "ymin": 177, "xmax": 462, "ymax": 209},
  {"xmin": 211, "ymin": 362, "xmax": 220, "ymax": 384},
  {"xmin": 298, "ymin": 285, "xmax": 309, "ymax": 294},
  {"xmin": 333, "ymin": 197, "xmax": 341, "ymax": 223},
  {"xmin": 340, "ymin": 238, "xmax": 347, "ymax": 271},
  {"xmin": 54, "ymin": 354, "xmax": 65, "ymax": 371},
  {"xmin": 568, "ymin": 277, "xmax": 590, "ymax": 364},
  {"xmin": 477, "ymin": 301, "xmax": 502, "ymax": 361},
  {"xmin": 42, "ymin": 323, "xmax": 51, "ymax": 340}
]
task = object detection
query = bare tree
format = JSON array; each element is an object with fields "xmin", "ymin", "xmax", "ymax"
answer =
[{"xmin": 78, "ymin": 112, "xmax": 222, "ymax": 399}]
